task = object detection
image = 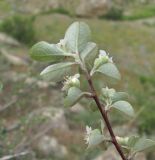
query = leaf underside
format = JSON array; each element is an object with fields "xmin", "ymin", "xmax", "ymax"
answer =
[{"xmin": 40, "ymin": 62, "xmax": 78, "ymax": 82}]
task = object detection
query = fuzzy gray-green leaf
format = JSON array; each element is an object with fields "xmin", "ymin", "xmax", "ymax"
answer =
[
  {"xmin": 30, "ymin": 41, "xmax": 73, "ymax": 62},
  {"xmin": 64, "ymin": 87, "xmax": 85, "ymax": 107},
  {"xmin": 112, "ymin": 100, "xmax": 134, "ymax": 117},
  {"xmin": 112, "ymin": 92, "xmax": 129, "ymax": 103},
  {"xmin": 127, "ymin": 136, "xmax": 139, "ymax": 148},
  {"xmin": 133, "ymin": 138, "xmax": 155, "ymax": 153},
  {"xmin": 88, "ymin": 129, "xmax": 104, "ymax": 148},
  {"xmin": 64, "ymin": 22, "xmax": 91, "ymax": 53},
  {"xmin": 40, "ymin": 62, "xmax": 78, "ymax": 82},
  {"xmin": 81, "ymin": 42, "xmax": 98, "ymax": 70},
  {"xmin": 96, "ymin": 63, "xmax": 121, "ymax": 80}
]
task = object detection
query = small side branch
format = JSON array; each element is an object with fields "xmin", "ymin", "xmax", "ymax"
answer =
[{"xmin": 0, "ymin": 151, "xmax": 30, "ymax": 160}]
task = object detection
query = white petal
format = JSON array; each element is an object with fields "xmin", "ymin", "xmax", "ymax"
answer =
[
  {"xmin": 109, "ymin": 57, "xmax": 113, "ymax": 63},
  {"xmin": 99, "ymin": 50, "xmax": 107, "ymax": 57},
  {"xmin": 86, "ymin": 126, "xmax": 92, "ymax": 134}
]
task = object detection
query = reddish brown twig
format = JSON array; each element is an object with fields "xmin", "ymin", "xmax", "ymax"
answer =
[{"xmin": 84, "ymin": 70, "xmax": 127, "ymax": 160}]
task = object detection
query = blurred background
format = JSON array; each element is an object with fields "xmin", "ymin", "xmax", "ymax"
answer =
[{"xmin": 0, "ymin": 0, "xmax": 155, "ymax": 159}]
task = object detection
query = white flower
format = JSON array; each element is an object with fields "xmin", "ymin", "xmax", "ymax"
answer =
[
  {"xmin": 99, "ymin": 50, "xmax": 113, "ymax": 63},
  {"xmin": 99, "ymin": 50, "xmax": 107, "ymax": 57},
  {"xmin": 57, "ymin": 39, "xmax": 66, "ymax": 48},
  {"xmin": 102, "ymin": 86, "xmax": 116, "ymax": 98},
  {"xmin": 109, "ymin": 57, "xmax": 113, "ymax": 63},
  {"xmin": 86, "ymin": 126, "xmax": 92, "ymax": 134},
  {"xmin": 84, "ymin": 126, "xmax": 92, "ymax": 144},
  {"xmin": 57, "ymin": 39, "xmax": 66, "ymax": 51}
]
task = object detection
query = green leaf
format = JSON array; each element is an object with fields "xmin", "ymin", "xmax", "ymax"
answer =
[
  {"xmin": 30, "ymin": 41, "xmax": 73, "ymax": 62},
  {"xmin": 88, "ymin": 129, "xmax": 104, "ymax": 148},
  {"xmin": 88, "ymin": 100, "xmax": 97, "ymax": 112},
  {"xmin": 64, "ymin": 87, "xmax": 85, "ymax": 107},
  {"xmin": 133, "ymin": 138, "xmax": 155, "ymax": 153},
  {"xmin": 100, "ymin": 120, "xmax": 105, "ymax": 134},
  {"xmin": 127, "ymin": 136, "xmax": 139, "ymax": 148},
  {"xmin": 111, "ymin": 100, "xmax": 134, "ymax": 117},
  {"xmin": 95, "ymin": 63, "xmax": 121, "ymax": 80},
  {"xmin": 81, "ymin": 42, "xmax": 98, "ymax": 70},
  {"xmin": 112, "ymin": 92, "xmax": 129, "ymax": 103},
  {"xmin": 116, "ymin": 136, "xmax": 130, "ymax": 146},
  {"xmin": 40, "ymin": 62, "xmax": 78, "ymax": 82},
  {"xmin": 64, "ymin": 22, "xmax": 91, "ymax": 53}
]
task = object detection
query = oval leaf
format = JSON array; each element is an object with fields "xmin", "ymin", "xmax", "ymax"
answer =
[
  {"xmin": 40, "ymin": 62, "xmax": 78, "ymax": 82},
  {"xmin": 88, "ymin": 129, "xmax": 104, "ymax": 148},
  {"xmin": 112, "ymin": 92, "xmax": 129, "ymax": 103},
  {"xmin": 64, "ymin": 22, "xmax": 91, "ymax": 53},
  {"xmin": 127, "ymin": 136, "xmax": 139, "ymax": 148},
  {"xmin": 96, "ymin": 63, "xmax": 121, "ymax": 80},
  {"xmin": 81, "ymin": 42, "xmax": 98, "ymax": 70},
  {"xmin": 112, "ymin": 100, "xmax": 134, "ymax": 117},
  {"xmin": 133, "ymin": 138, "xmax": 155, "ymax": 153},
  {"xmin": 88, "ymin": 100, "xmax": 98, "ymax": 112},
  {"xmin": 64, "ymin": 87, "xmax": 85, "ymax": 107},
  {"xmin": 30, "ymin": 41, "xmax": 73, "ymax": 62},
  {"xmin": 100, "ymin": 120, "xmax": 105, "ymax": 134}
]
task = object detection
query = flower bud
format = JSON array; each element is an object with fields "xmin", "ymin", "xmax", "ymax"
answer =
[
  {"xmin": 116, "ymin": 136, "xmax": 129, "ymax": 146},
  {"xmin": 70, "ymin": 77, "xmax": 80, "ymax": 88},
  {"xmin": 62, "ymin": 74, "xmax": 80, "ymax": 91},
  {"xmin": 94, "ymin": 57, "xmax": 104, "ymax": 69},
  {"xmin": 94, "ymin": 50, "xmax": 113, "ymax": 69},
  {"xmin": 101, "ymin": 87, "xmax": 116, "ymax": 99},
  {"xmin": 57, "ymin": 39, "xmax": 68, "ymax": 51}
]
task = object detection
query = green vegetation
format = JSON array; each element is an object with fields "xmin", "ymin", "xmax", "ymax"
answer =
[
  {"xmin": 40, "ymin": 7, "xmax": 71, "ymax": 16},
  {"xmin": 0, "ymin": 15, "xmax": 36, "ymax": 46},
  {"xmin": 100, "ymin": 6, "xmax": 123, "ymax": 20},
  {"xmin": 136, "ymin": 75, "xmax": 155, "ymax": 134},
  {"xmin": 123, "ymin": 5, "xmax": 155, "ymax": 20},
  {"xmin": 99, "ymin": 4, "xmax": 155, "ymax": 21}
]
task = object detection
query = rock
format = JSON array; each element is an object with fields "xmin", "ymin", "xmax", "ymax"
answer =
[
  {"xmin": 27, "ymin": 107, "xmax": 69, "ymax": 131},
  {"xmin": 0, "ymin": 32, "xmax": 20, "ymax": 47},
  {"xmin": 47, "ymin": 0, "xmax": 61, "ymax": 9},
  {"xmin": 11, "ymin": 0, "xmax": 61, "ymax": 14},
  {"xmin": 37, "ymin": 136, "xmax": 68, "ymax": 158},
  {"xmin": 76, "ymin": 0, "xmax": 111, "ymax": 17},
  {"xmin": 3, "ymin": 71, "xmax": 27, "ymax": 82},
  {"xmin": 25, "ymin": 77, "xmax": 56, "ymax": 88},
  {"xmin": 0, "ymin": 49, "xmax": 28, "ymax": 66},
  {"xmin": 42, "ymin": 107, "xmax": 69, "ymax": 130}
]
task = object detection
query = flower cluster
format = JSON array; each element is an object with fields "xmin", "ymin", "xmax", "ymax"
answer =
[
  {"xmin": 99, "ymin": 50, "xmax": 113, "ymax": 63},
  {"xmin": 101, "ymin": 87, "xmax": 116, "ymax": 106},
  {"xmin": 57, "ymin": 39, "xmax": 66, "ymax": 48},
  {"xmin": 62, "ymin": 74, "xmax": 80, "ymax": 91},
  {"xmin": 94, "ymin": 50, "xmax": 113, "ymax": 69},
  {"xmin": 56, "ymin": 39, "xmax": 69, "ymax": 52},
  {"xmin": 84, "ymin": 126, "xmax": 92, "ymax": 145}
]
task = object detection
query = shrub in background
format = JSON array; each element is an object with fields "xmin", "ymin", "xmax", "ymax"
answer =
[
  {"xmin": 0, "ymin": 14, "xmax": 36, "ymax": 46},
  {"xmin": 101, "ymin": 6, "xmax": 123, "ymax": 20},
  {"xmin": 40, "ymin": 7, "xmax": 70, "ymax": 16}
]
